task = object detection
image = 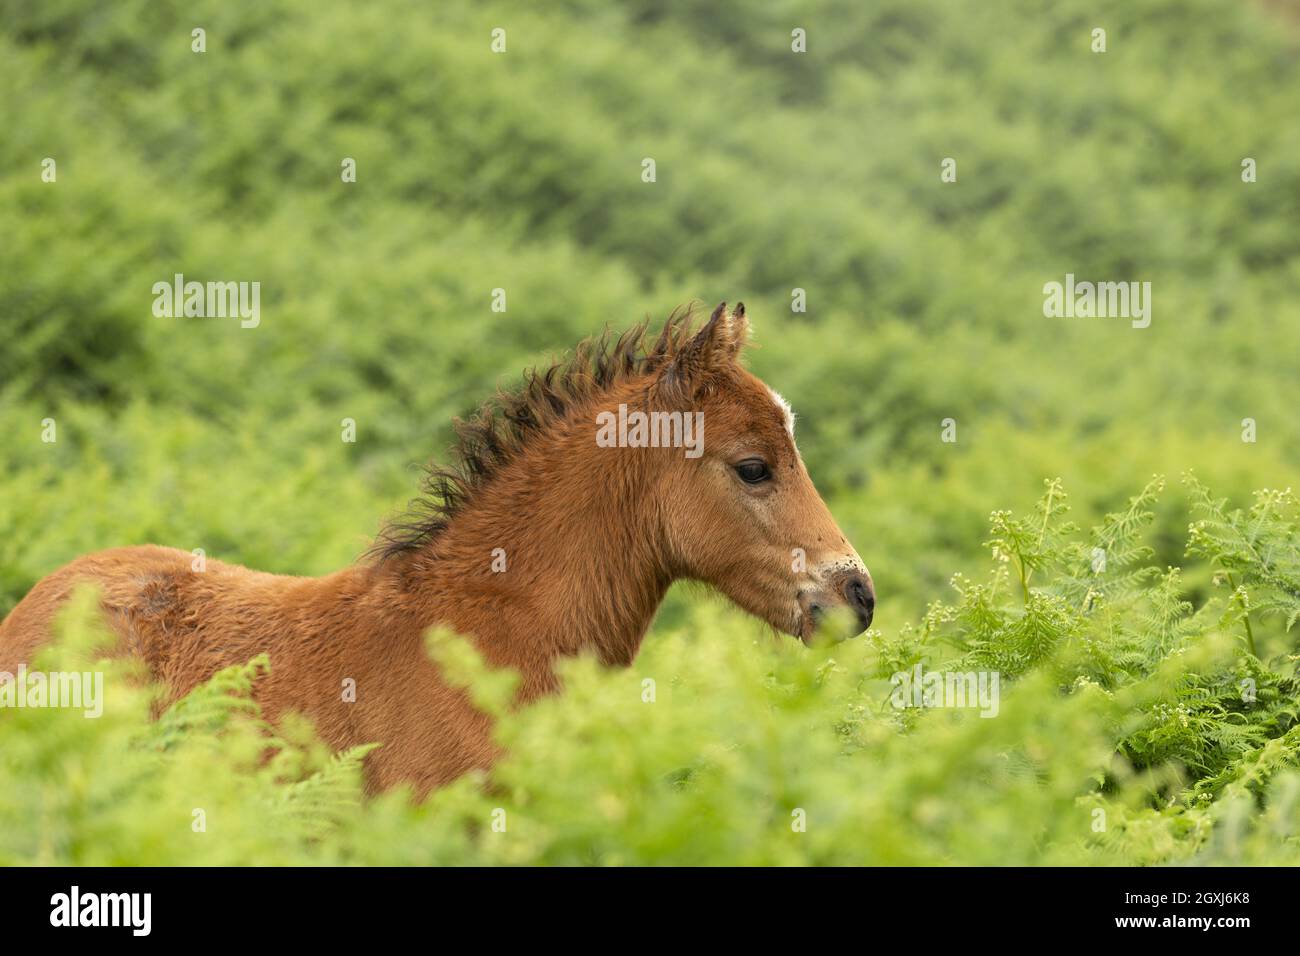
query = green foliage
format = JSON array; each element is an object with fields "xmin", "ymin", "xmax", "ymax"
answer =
[
  {"xmin": 2, "ymin": 0, "xmax": 1298, "ymax": 864},
  {"xmin": 3, "ymin": 482, "xmax": 1299, "ymax": 865},
  {"xmin": 1186, "ymin": 478, "xmax": 1300, "ymax": 638}
]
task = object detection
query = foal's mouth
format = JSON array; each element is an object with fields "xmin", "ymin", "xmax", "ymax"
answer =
[
  {"xmin": 796, "ymin": 601, "xmax": 822, "ymax": 645},
  {"xmin": 794, "ymin": 595, "xmax": 830, "ymax": 645},
  {"xmin": 795, "ymin": 586, "xmax": 875, "ymax": 644}
]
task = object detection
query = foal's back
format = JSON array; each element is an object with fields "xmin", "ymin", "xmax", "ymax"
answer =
[
  {"xmin": 0, "ymin": 546, "xmax": 498, "ymax": 793},
  {"xmin": 1, "ymin": 546, "xmax": 319, "ymax": 689}
]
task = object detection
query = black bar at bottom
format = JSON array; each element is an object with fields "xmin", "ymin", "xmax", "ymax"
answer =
[{"xmin": 0, "ymin": 866, "xmax": 1279, "ymax": 940}]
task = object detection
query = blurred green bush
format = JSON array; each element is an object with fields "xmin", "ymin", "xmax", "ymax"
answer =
[
  {"xmin": 1, "ymin": 0, "xmax": 1298, "ymax": 863},
  {"xmin": 2, "ymin": 478, "xmax": 1297, "ymax": 864}
]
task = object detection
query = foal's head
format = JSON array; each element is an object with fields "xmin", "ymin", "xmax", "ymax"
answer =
[
  {"xmin": 641, "ymin": 302, "xmax": 875, "ymax": 643},
  {"xmin": 376, "ymin": 300, "xmax": 874, "ymax": 648}
]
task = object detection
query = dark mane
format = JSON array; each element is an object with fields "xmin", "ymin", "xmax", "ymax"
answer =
[{"xmin": 367, "ymin": 303, "xmax": 704, "ymax": 562}]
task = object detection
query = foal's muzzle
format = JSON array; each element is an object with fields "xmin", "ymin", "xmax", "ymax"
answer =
[{"xmin": 801, "ymin": 570, "xmax": 875, "ymax": 640}]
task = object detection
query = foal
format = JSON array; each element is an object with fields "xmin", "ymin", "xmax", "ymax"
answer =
[{"xmin": 0, "ymin": 303, "xmax": 874, "ymax": 794}]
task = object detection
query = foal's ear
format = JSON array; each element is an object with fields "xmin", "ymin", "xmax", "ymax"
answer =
[
  {"xmin": 724, "ymin": 301, "xmax": 750, "ymax": 355},
  {"xmin": 658, "ymin": 301, "xmax": 749, "ymax": 402}
]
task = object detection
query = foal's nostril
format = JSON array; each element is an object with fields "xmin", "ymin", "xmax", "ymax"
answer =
[{"xmin": 843, "ymin": 575, "xmax": 875, "ymax": 632}]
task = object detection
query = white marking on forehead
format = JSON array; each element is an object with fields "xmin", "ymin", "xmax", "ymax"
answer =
[{"xmin": 768, "ymin": 387, "xmax": 796, "ymax": 438}]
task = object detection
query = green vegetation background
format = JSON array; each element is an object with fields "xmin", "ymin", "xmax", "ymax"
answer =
[{"xmin": 1, "ymin": 0, "xmax": 1298, "ymax": 864}]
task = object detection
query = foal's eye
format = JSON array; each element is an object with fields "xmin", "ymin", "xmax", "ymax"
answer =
[{"xmin": 734, "ymin": 459, "xmax": 771, "ymax": 484}]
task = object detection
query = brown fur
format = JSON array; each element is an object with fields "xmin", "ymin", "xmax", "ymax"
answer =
[{"xmin": 0, "ymin": 303, "xmax": 873, "ymax": 796}]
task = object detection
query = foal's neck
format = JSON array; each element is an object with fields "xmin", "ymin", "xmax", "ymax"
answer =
[{"xmin": 386, "ymin": 401, "xmax": 674, "ymax": 690}]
